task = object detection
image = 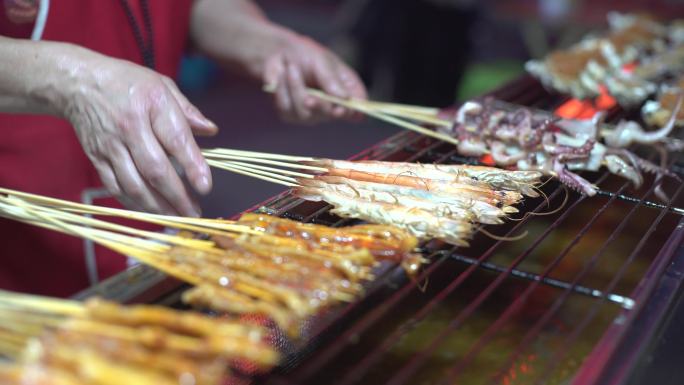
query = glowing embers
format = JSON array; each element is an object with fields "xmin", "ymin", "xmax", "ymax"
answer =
[{"xmin": 555, "ymin": 86, "xmax": 617, "ymax": 120}]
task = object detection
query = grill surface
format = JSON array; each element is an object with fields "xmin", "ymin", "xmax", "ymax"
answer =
[{"xmin": 75, "ymin": 75, "xmax": 684, "ymax": 385}]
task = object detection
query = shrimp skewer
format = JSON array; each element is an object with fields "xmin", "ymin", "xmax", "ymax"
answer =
[
  {"xmin": 320, "ymin": 168, "xmax": 523, "ymax": 207},
  {"xmin": 307, "ymin": 158, "xmax": 543, "ymax": 196},
  {"xmin": 298, "ymin": 178, "xmax": 501, "ymax": 225},
  {"xmin": 309, "ymin": 175, "xmax": 518, "ymax": 220},
  {"xmin": 295, "ymin": 185, "xmax": 473, "ymax": 246}
]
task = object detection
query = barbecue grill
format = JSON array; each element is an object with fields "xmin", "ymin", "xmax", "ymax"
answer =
[{"xmin": 74, "ymin": 75, "xmax": 684, "ymax": 385}]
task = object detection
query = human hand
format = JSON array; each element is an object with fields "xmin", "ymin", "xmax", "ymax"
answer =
[
  {"xmin": 263, "ymin": 30, "xmax": 367, "ymax": 123},
  {"xmin": 58, "ymin": 48, "xmax": 217, "ymax": 216}
]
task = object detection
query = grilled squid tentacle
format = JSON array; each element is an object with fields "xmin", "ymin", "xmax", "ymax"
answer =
[{"xmin": 605, "ymin": 94, "xmax": 683, "ymax": 147}]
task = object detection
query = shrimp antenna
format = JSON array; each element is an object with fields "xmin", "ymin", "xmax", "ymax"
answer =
[
  {"xmin": 529, "ymin": 185, "xmax": 569, "ymax": 217},
  {"xmin": 477, "ymin": 226, "xmax": 529, "ymax": 242},
  {"xmin": 505, "ymin": 185, "xmax": 568, "ymax": 221},
  {"xmin": 530, "ymin": 183, "xmax": 550, "ymax": 208}
]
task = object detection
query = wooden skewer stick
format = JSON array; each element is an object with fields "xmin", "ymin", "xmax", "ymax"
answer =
[
  {"xmin": 207, "ymin": 159, "xmax": 299, "ymax": 184},
  {"xmin": 357, "ymin": 99, "xmax": 440, "ymax": 116},
  {"xmin": 263, "ymin": 86, "xmax": 460, "ymax": 146},
  {"xmin": 0, "ymin": 187, "xmax": 258, "ymax": 236},
  {"xmin": 0, "ymin": 201, "xmax": 216, "ymax": 289},
  {"xmin": 368, "ymin": 106, "xmax": 451, "ymax": 127},
  {"xmin": 206, "ymin": 159, "xmax": 298, "ymax": 187},
  {"xmin": 312, "ymin": 89, "xmax": 459, "ymax": 145},
  {"xmin": 202, "ymin": 151, "xmax": 328, "ymax": 172},
  {"xmin": 219, "ymin": 161, "xmax": 316, "ymax": 179},
  {"xmin": 0, "ymin": 196, "xmax": 216, "ymax": 250},
  {"xmin": 0, "ymin": 290, "xmax": 84, "ymax": 316},
  {"xmin": 262, "ymin": 83, "xmax": 441, "ymax": 116},
  {"xmin": 203, "ymin": 147, "xmax": 316, "ymax": 162},
  {"xmin": 1, "ymin": 199, "xmax": 171, "ymax": 257},
  {"xmin": 0, "ymin": 198, "xmax": 179, "ymax": 250}
]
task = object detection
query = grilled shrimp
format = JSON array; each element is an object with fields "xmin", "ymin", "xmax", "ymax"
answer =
[
  {"xmin": 318, "ymin": 168, "xmax": 523, "ymax": 207},
  {"xmin": 313, "ymin": 176, "xmax": 516, "ymax": 221},
  {"xmin": 295, "ymin": 185, "xmax": 473, "ymax": 246}
]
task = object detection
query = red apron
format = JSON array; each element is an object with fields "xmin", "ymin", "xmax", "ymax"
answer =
[{"xmin": 0, "ymin": 0, "xmax": 193, "ymax": 297}]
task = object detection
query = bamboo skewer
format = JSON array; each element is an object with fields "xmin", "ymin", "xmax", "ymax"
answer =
[
  {"xmin": 262, "ymin": 85, "xmax": 459, "ymax": 145},
  {"xmin": 0, "ymin": 198, "xmax": 197, "ymax": 284},
  {"xmin": 0, "ymin": 290, "xmax": 84, "ymax": 317},
  {"xmin": 206, "ymin": 159, "xmax": 298, "ymax": 187},
  {"xmin": 202, "ymin": 151, "xmax": 327, "ymax": 172},
  {"xmin": 0, "ymin": 196, "xmax": 214, "ymax": 250},
  {"xmin": 361, "ymin": 100, "xmax": 440, "ymax": 116},
  {"xmin": 306, "ymin": 88, "xmax": 460, "ymax": 146},
  {"xmin": 369, "ymin": 107, "xmax": 451, "ymax": 127},
  {"xmin": 0, "ymin": 187, "xmax": 259, "ymax": 236},
  {"xmin": 218, "ymin": 160, "xmax": 315, "ymax": 179},
  {"xmin": 203, "ymin": 148, "xmax": 316, "ymax": 162}
]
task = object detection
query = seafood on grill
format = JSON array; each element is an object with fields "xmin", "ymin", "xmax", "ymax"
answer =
[
  {"xmin": 0, "ymin": 190, "xmax": 424, "ymax": 338},
  {"xmin": 178, "ymin": 214, "xmax": 424, "ymax": 333},
  {"xmin": 526, "ymin": 12, "xmax": 667, "ymax": 101},
  {"xmin": 287, "ymin": 158, "xmax": 542, "ymax": 246},
  {"xmin": 234, "ymin": 213, "xmax": 423, "ymax": 273},
  {"xmin": 202, "ymin": 148, "xmax": 541, "ymax": 247},
  {"xmin": 0, "ymin": 294, "xmax": 279, "ymax": 385},
  {"xmin": 605, "ymin": 43, "xmax": 684, "ymax": 106},
  {"xmin": 438, "ymin": 98, "xmax": 681, "ymax": 198},
  {"xmin": 642, "ymin": 76, "xmax": 684, "ymax": 128}
]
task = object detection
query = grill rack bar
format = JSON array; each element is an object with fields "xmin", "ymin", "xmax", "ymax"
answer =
[{"xmin": 447, "ymin": 253, "xmax": 635, "ymax": 309}]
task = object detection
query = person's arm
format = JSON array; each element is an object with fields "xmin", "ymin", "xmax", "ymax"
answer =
[
  {"xmin": 189, "ymin": 0, "xmax": 367, "ymax": 122},
  {"xmin": 0, "ymin": 36, "xmax": 216, "ymax": 216}
]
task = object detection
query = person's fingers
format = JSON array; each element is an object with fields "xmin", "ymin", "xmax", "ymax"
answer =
[
  {"xmin": 91, "ymin": 157, "xmax": 153, "ymax": 212},
  {"xmin": 285, "ymin": 63, "xmax": 314, "ymax": 122},
  {"xmin": 149, "ymin": 94, "xmax": 212, "ymax": 201},
  {"xmin": 264, "ymin": 55, "xmax": 297, "ymax": 120},
  {"xmin": 312, "ymin": 54, "xmax": 347, "ymax": 99},
  {"xmin": 161, "ymin": 77, "xmax": 218, "ymax": 137},
  {"xmin": 106, "ymin": 139, "xmax": 178, "ymax": 215},
  {"xmin": 90, "ymin": 158, "xmax": 122, "ymax": 198},
  {"xmin": 331, "ymin": 63, "xmax": 367, "ymax": 120},
  {"xmin": 275, "ymin": 73, "xmax": 295, "ymax": 121},
  {"xmin": 337, "ymin": 62, "xmax": 368, "ymax": 101},
  {"xmin": 263, "ymin": 55, "xmax": 283, "ymax": 91},
  {"xmin": 310, "ymin": 55, "xmax": 351, "ymax": 118}
]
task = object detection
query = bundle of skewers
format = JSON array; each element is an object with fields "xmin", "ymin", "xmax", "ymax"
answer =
[
  {"xmin": 0, "ymin": 188, "xmax": 421, "ymax": 336},
  {"xmin": 0, "ymin": 290, "xmax": 278, "ymax": 385},
  {"xmin": 525, "ymin": 12, "xmax": 684, "ymax": 106},
  {"xmin": 202, "ymin": 148, "xmax": 543, "ymax": 247},
  {"xmin": 264, "ymin": 84, "xmax": 683, "ymax": 201}
]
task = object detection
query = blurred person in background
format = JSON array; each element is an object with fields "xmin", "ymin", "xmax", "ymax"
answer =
[
  {"xmin": 0, "ymin": 0, "xmax": 366, "ymax": 296},
  {"xmin": 341, "ymin": 0, "xmax": 478, "ymax": 107}
]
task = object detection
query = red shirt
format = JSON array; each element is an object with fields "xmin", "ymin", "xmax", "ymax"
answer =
[{"xmin": 0, "ymin": 0, "xmax": 194, "ymax": 296}]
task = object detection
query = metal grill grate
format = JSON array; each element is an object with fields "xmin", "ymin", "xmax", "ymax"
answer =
[{"xmin": 253, "ymin": 76, "xmax": 684, "ymax": 385}]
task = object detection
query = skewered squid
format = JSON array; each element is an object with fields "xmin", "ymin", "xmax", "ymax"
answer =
[{"xmin": 438, "ymin": 98, "xmax": 681, "ymax": 198}]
